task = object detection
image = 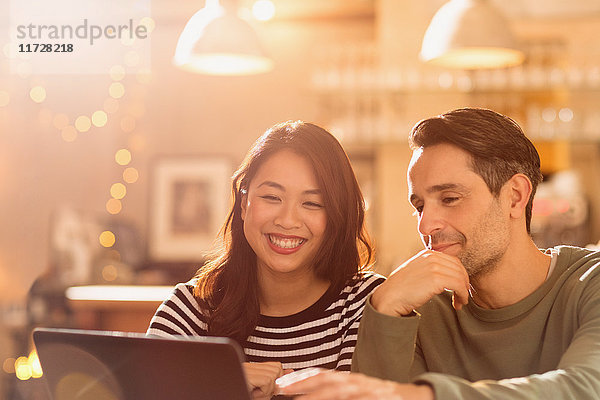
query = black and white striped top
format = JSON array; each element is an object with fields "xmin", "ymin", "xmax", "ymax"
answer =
[{"xmin": 147, "ymin": 272, "xmax": 385, "ymax": 371}]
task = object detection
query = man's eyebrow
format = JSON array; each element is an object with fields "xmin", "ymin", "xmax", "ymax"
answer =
[
  {"xmin": 256, "ymin": 181, "xmax": 321, "ymax": 195},
  {"xmin": 427, "ymin": 183, "xmax": 469, "ymax": 193}
]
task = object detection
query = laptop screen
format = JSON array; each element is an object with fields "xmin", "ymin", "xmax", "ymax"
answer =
[{"xmin": 33, "ymin": 328, "xmax": 252, "ymax": 400}]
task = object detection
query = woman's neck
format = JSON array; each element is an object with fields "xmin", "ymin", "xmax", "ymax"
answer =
[{"xmin": 258, "ymin": 268, "xmax": 330, "ymax": 317}]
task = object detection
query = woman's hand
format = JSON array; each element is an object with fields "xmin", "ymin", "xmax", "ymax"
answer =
[{"xmin": 244, "ymin": 361, "xmax": 291, "ymax": 399}]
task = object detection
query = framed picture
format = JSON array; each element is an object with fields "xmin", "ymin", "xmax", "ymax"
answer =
[{"xmin": 149, "ymin": 157, "xmax": 231, "ymax": 261}]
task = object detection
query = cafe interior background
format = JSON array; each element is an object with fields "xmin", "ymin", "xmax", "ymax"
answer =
[{"xmin": 1, "ymin": 0, "xmax": 600, "ymax": 397}]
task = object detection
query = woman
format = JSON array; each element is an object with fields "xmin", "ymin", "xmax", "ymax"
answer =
[{"xmin": 147, "ymin": 121, "xmax": 384, "ymax": 398}]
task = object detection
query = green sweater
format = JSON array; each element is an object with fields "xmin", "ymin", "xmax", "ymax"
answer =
[{"xmin": 352, "ymin": 246, "xmax": 600, "ymax": 399}]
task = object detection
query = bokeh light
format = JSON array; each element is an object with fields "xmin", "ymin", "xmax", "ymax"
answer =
[
  {"xmin": 92, "ymin": 110, "xmax": 108, "ymax": 127},
  {"xmin": 29, "ymin": 86, "xmax": 46, "ymax": 103},
  {"xmin": 123, "ymin": 167, "xmax": 139, "ymax": 183},
  {"xmin": 106, "ymin": 198, "xmax": 122, "ymax": 215},
  {"xmin": 61, "ymin": 126, "xmax": 78, "ymax": 142},
  {"xmin": 120, "ymin": 116, "xmax": 136, "ymax": 132},
  {"xmin": 109, "ymin": 82, "xmax": 125, "ymax": 99},
  {"xmin": 102, "ymin": 264, "xmax": 118, "ymax": 282},
  {"xmin": 99, "ymin": 231, "xmax": 116, "ymax": 247},
  {"xmin": 75, "ymin": 115, "xmax": 92, "ymax": 132},
  {"xmin": 109, "ymin": 65, "xmax": 126, "ymax": 81},
  {"xmin": 110, "ymin": 183, "xmax": 127, "ymax": 199},
  {"xmin": 115, "ymin": 149, "xmax": 132, "ymax": 165},
  {"xmin": 252, "ymin": 0, "xmax": 276, "ymax": 21}
]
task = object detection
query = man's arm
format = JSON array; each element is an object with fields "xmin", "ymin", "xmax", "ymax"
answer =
[{"xmin": 352, "ymin": 249, "xmax": 469, "ymax": 380}]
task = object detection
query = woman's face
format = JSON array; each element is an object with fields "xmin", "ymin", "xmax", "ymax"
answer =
[{"xmin": 241, "ymin": 150, "xmax": 327, "ymax": 277}]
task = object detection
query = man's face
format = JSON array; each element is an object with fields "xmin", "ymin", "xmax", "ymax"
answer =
[{"xmin": 407, "ymin": 143, "xmax": 511, "ymax": 278}]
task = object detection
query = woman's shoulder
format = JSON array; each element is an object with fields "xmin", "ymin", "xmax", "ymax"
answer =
[
  {"xmin": 334, "ymin": 270, "xmax": 386, "ymax": 303},
  {"xmin": 347, "ymin": 270, "xmax": 386, "ymax": 290}
]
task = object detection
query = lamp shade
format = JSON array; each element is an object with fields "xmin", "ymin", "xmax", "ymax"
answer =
[
  {"xmin": 420, "ymin": 0, "xmax": 524, "ymax": 69},
  {"xmin": 174, "ymin": 0, "xmax": 273, "ymax": 75}
]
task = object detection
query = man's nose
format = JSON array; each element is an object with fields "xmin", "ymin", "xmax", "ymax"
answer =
[{"xmin": 417, "ymin": 205, "xmax": 444, "ymax": 237}]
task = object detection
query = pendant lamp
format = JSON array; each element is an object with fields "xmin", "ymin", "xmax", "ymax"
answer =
[
  {"xmin": 420, "ymin": 0, "xmax": 524, "ymax": 69},
  {"xmin": 174, "ymin": 0, "xmax": 273, "ymax": 75}
]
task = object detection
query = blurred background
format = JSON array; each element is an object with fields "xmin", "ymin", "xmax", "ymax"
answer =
[{"xmin": 1, "ymin": 0, "xmax": 600, "ymax": 398}]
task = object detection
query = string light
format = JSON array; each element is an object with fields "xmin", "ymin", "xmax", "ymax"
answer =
[
  {"xmin": 29, "ymin": 86, "xmax": 46, "ymax": 103},
  {"xmin": 115, "ymin": 149, "xmax": 132, "ymax": 165},
  {"xmin": 74, "ymin": 115, "xmax": 92, "ymax": 132},
  {"xmin": 91, "ymin": 110, "xmax": 108, "ymax": 127},
  {"xmin": 110, "ymin": 183, "xmax": 127, "ymax": 199},
  {"xmin": 123, "ymin": 167, "xmax": 139, "ymax": 183},
  {"xmin": 99, "ymin": 231, "xmax": 116, "ymax": 247}
]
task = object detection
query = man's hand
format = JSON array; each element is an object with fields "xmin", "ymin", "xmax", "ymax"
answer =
[
  {"xmin": 276, "ymin": 369, "xmax": 434, "ymax": 400},
  {"xmin": 372, "ymin": 249, "xmax": 470, "ymax": 316},
  {"xmin": 243, "ymin": 361, "xmax": 290, "ymax": 400}
]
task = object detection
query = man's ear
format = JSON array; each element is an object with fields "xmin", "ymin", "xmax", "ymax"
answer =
[
  {"xmin": 506, "ymin": 173, "xmax": 532, "ymax": 219},
  {"xmin": 240, "ymin": 193, "xmax": 248, "ymax": 221}
]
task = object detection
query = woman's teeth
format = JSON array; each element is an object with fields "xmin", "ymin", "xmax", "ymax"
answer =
[{"xmin": 268, "ymin": 235, "xmax": 305, "ymax": 249}]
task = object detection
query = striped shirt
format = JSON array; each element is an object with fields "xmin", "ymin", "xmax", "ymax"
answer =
[{"xmin": 147, "ymin": 272, "xmax": 385, "ymax": 371}]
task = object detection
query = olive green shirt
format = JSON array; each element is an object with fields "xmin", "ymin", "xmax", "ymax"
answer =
[{"xmin": 352, "ymin": 246, "xmax": 600, "ymax": 399}]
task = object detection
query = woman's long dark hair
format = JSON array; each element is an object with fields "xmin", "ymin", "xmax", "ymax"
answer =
[{"xmin": 193, "ymin": 121, "xmax": 373, "ymax": 344}]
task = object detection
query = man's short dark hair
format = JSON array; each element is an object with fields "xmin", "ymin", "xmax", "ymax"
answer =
[{"xmin": 409, "ymin": 108, "xmax": 543, "ymax": 233}]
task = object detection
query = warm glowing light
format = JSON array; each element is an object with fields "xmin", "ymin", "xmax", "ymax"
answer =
[
  {"xmin": 28, "ymin": 350, "xmax": 43, "ymax": 378},
  {"xmin": 139, "ymin": 17, "xmax": 156, "ymax": 33},
  {"xmin": 115, "ymin": 149, "xmax": 132, "ymax": 165},
  {"xmin": 61, "ymin": 126, "xmax": 78, "ymax": 142},
  {"xmin": 104, "ymin": 98, "xmax": 120, "ymax": 114},
  {"xmin": 3, "ymin": 358, "xmax": 16, "ymax": 374},
  {"xmin": 110, "ymin": 183, "xmax": 127, "ymax": 199},
  {"xmin": 558, "ymin": 107, "xmax": 574, "ymax": 122},
  {"xmin": 252, "ymin": 0, "xmax": 275, "ymax": 21},
  {"xmin": 180, "ymin": 54, "xmax": 273, "ymax": 75},
  {"xmin": 109, "ymin": 82, "xmax": 125, "ymax": 99},
  {"xmin": 99, "ymin": 231, "xmax": 116, "ymax": 247},
  {"xmin": 52, "ymin": 113, "xmax": 69, "ymax": 129},
  {"xmin": 542, "ymin": 108, "xmax": 556, "ymax": 123},
  {"xmin": 29, "ymin": 86, "xmax": 46, "ymax": 103},
  {"xmin": 66, "ymin": 285, "xmax": 174, "ymax": 302},
  {"xmin": 15, "ymin": 357, "xmax": 32, "ymax": 380},
  {"xmin": 108, "ymin": 250, "xmax": 122, "ymax": 261},
  {"xmin": 124, "ymin": 51, "xmax": 140, "ymax": 67},
  {"xmin": 106, "ymin": 198, "xmax": 122, "ymax": 214},
  {"xmin": 92, "ymin": 110, "xmax": 108, "ymax": 127},
  {"xmin": 110, "ymin": 65, "xmax": 126, "ymax": 81},
  {"xmin": 123, "ymin": 167, "xmax": 139, "ymax": 183},
  {"xmin": 0, "ymin": 91, "xmax": 10, "ymax": 107},
  {"xmin": 102, "ymin": 264, "xmax": 118, "ymax": 281},
  {"xmin": 75, "ymin": 115, "xmax": 92, "ymax": 132},
  {"xmin": 120, "ymin": 116, "xmax": 136, "ymax": 132}
]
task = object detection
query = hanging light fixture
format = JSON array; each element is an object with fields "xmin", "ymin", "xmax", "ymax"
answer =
[
  {"xmin": 420, "ymin": 0, "xmax": 524, "ymax": 69},
  {"xmin": 174, "ymin": 0, "xmax": 273, "ymax": 75}
]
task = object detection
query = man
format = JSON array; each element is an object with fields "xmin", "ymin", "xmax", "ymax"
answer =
[{"xmin": 277, "ymin": 108, "xmax": 600, "ymax": 399}]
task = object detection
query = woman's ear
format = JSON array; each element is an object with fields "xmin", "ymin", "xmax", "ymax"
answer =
[{"xmin": 506, "ymin": 173, "xmax": 533, "ymax": 220}]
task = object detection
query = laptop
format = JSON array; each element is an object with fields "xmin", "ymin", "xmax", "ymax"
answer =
[{"xmin": 32, "ymin": 328, "xmax": 252, "ymax": 400}]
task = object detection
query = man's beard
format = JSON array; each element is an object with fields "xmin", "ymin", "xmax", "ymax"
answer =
[{"xmin": 428, "ymin": 199, "xmax": 509, "ymax": 280}]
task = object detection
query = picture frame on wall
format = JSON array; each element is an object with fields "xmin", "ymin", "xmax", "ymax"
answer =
[{"xmin": 149, "ymin": 157, "xmax": 231, "ymax": 262}]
